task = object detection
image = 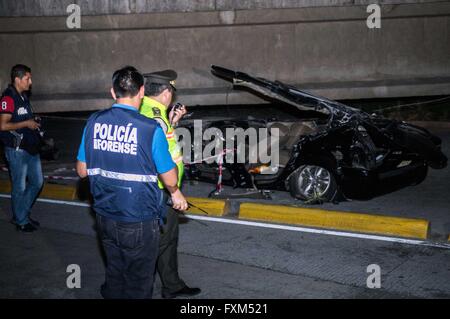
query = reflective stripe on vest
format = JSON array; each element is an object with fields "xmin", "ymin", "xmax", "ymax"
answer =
[
  {"xmin": 172, "ymin": 154, "xmax": 183, "ymax": 164},
  {"xmin": 166, "ymin": 131, "xmax": 175, "ymax": 139},
  {"xmin": 87, "ymin": 168, "xmax": 158, "ymax": 183}
]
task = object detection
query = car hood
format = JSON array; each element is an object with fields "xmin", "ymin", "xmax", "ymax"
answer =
[{"xmin": 211, "ymin": 65, "xmax": 362, "ymax": 122}]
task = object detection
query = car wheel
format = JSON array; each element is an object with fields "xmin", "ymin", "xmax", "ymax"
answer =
[{"xmin": 289, "ymin": 164, "xmax": 338, "ymax": 203}]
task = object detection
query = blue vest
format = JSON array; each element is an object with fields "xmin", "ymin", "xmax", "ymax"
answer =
[
  {"xmin": 0, "ymin": 85, "xmax": 42, "ymax": 155},
  {"xmin": 84, "ymin": 106, "xmax": 164, "ymax": 222}
]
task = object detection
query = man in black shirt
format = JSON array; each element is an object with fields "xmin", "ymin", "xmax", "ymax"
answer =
[{"xmin": 0, "ymin": 64, "xmax": 43, "ymax": 232}]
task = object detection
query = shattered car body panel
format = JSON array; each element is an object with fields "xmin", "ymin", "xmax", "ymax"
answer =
[{"xmin": 180, "ymin": 65, "xmax": 448, "ymax": 201}]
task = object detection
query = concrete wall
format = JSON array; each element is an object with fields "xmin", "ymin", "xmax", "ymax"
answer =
[
  {"xmin": 1, "ymin": 0, "xmax": 444, "ymax": 16},
  {"xmin": 0, "ymin": 1, "xmax": 449, "ymax": 112}
]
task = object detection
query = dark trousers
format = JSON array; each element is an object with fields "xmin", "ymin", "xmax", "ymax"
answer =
[
  {"xmin": 157, "ymin": 205, "xmax": 186, "ymax": 295},
  {"xmin": 96, "ymin": 214, "xmax": 160, "ymax": 299}
]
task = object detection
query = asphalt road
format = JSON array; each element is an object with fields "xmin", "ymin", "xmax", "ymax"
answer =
[{"xmin": 0, "ymin": 197, "xmax": 449, "ymax": 299}]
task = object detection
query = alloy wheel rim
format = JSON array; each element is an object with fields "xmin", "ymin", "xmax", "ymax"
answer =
[{"xmin": 298, "ymin": 165, "xmax": 331, "ymax": 198}]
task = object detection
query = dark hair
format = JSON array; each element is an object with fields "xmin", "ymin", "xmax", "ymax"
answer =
[
  {"xmin": 11, "ymin": 64, "xmax": 31, "ymax": 84},
  {"xmin": 144, "ymin": 83, "xmax": 173, "ymax": 97},
  {"xmin": 112, "ymin": 66, "xmax": 144, "ymax": 98}
]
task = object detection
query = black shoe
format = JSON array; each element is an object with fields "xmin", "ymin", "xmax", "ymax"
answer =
[
  {"xmin": 16, "ymin": 223, "xmax": 37, "ymax": 233},
  {"xmin": 162, "ymin": 286, "xmax": 201, "ymax": 299},
  {"xmin": 29, "ymin": 217, "xmax": 40, "ymax": 227}
]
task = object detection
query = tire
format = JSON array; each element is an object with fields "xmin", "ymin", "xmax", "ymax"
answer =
[{"xmin": 288, "ymin": 164, "xmax": 338, "ymax": 203}]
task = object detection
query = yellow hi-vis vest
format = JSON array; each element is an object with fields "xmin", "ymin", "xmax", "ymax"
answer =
[{"xmin": 140, "ymin": 96, "xmax": 184, "ymax": 189}]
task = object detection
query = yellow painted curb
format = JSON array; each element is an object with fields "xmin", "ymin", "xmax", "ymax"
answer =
[
  {"xmin": 185, "ymin": 197, "xmax": 226, "ymax": 216},
  {"xmin": 0, "ymin": 180, "xmax": 11, "ymax": 194},
  {"xmin": 40, "ymin": 183, "xmax": 78, "ymax": 200},
  {"xmin": 0, "ymin": 181, "xmax": 77, "ymax": 201},
  {"xmin": 0, "ymin": 180, "xmax": 226, "ymax": 215},
  {"xmin": 239, "ymin": 203, "xmax": 429, "ymax": 240},
  {"xmin": 1, "ymin": 179, "xmax": 430, "ymax": 239}
]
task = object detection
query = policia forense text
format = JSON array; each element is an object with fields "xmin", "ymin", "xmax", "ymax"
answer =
[{"xmin": 76, "ymin": 66, "xmax": 188, "ymax": 299}]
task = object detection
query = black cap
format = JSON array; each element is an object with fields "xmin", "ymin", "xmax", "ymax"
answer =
[{"xmin": 143, "ymin": 69, "xmax": 178, "ymax": 91}]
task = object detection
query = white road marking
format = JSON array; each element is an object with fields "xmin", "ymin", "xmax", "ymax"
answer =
[
  {"xmin": 185, "ymin": 214, "xmax": 450, "ymax": 250},
  {"xmin": 1, "ymin": 194, "xmax": 449, "ymax": 249},
  {"xmin": 0, "ymin": 194, "xmax": 90, "ymax": 207}
]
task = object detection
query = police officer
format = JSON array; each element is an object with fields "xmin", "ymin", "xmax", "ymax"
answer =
[
  {"xmin": 0, "ymin": 64, "xmax": 43, "ymax": 232},
  {"xmin": 140, "ymin": 70, "xmax": 201, "ymax": 299},
  {"xmin": 76, "ymin": 66, "xmax": 188, "ymax": 299}
]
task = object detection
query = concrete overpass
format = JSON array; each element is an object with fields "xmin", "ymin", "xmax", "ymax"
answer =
[{"xmin": 0, "ymin": 0, "xmax": 449, "ymax": 112}]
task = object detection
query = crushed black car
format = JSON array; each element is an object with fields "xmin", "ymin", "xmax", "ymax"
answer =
[{"xmin": 179, "ymin": 65, "xmax": 448, "ymax": 203}]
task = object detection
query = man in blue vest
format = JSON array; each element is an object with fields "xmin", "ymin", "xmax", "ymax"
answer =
[
  {"xmin": 0, "ymin": 64, "xmax": 43, "ymax": 233},
  {"xmin": 76, "ymin": 66, "xmax": 188, "ymax": 299}
]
